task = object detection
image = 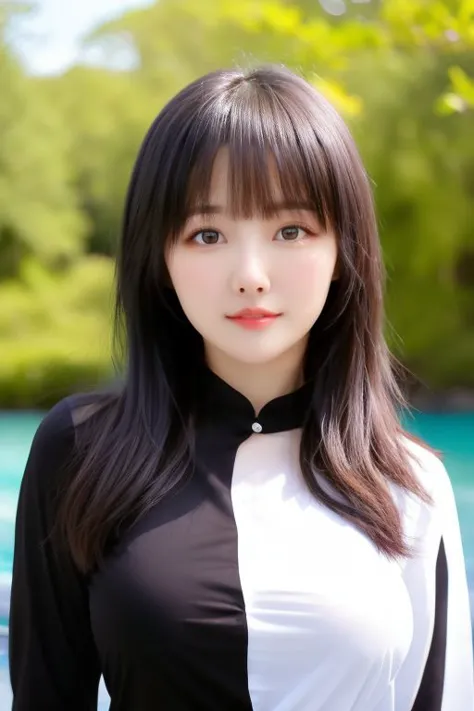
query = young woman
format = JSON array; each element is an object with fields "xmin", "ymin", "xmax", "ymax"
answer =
[{"xmin": 9, "ymin": 65, "xmax": 474, "ymax": 710}]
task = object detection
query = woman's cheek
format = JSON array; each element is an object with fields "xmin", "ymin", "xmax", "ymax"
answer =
[
  {"xmin": 171, "ymin": 255, "xmax": 223, "ymax": 311},
  {"xmin": 289, "ymin": 255, "xmax": 333, "ymax": 293}
]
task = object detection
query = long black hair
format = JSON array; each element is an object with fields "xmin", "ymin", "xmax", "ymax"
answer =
[{"xmin": 57, "ymin": 64, "xmax": 433, "ymax": 574}]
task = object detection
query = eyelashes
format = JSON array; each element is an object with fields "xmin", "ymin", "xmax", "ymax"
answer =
[
  {"xmin": 189, "ymin": 229, "xmax": 221, "ymax": 246},
  {"xmin": 187, "ymin": 223, "xmax": 317, "ymax": 245}
]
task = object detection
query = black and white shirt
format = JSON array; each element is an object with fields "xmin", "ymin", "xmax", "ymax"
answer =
[{"xmin": 9, "ymin": 368, "xmax": 474, "ymax": 710}]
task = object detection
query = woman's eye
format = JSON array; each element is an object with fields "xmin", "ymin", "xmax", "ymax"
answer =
[
  {"xmin": 192, "ymin": 230, "xmax": 221, "ymax": 245},
  {"xmin": 276, "ymin": 225, "xmax": 307, "ymax": 241}
]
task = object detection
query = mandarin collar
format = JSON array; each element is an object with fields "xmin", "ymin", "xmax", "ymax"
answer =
[{"xmin": 195, "ymin": 365, "xmax": 313, "ymax": 437}]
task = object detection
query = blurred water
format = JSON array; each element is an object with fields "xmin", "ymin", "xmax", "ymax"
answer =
[{"xmin": 0, "ymin": 409, "xmax": 473, "ymax": 710}]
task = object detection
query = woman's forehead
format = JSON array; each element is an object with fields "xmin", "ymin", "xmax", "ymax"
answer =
[{"xmin": 185, "ymin": 148, "xmax": 322, "ymax": 221}]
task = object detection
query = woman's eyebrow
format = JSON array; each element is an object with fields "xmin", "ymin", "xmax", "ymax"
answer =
[{"xmin": 184, "ymin": 200, "xmax": 317, "ymax": 219}]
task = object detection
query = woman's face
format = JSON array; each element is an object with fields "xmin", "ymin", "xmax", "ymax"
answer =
[{"xmin": 166, "ymin": 149, "xmax": 339, "ymax": 371}]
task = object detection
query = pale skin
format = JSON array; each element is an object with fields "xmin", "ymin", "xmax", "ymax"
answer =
[{"xmin": 166, "ymin": 149, "xmax": 339, "ymax": 414}]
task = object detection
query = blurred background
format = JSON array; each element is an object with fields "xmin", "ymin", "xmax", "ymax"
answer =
[{"xmin": 0, "ymin": 0, "xmax": 473, "ymax": 707}]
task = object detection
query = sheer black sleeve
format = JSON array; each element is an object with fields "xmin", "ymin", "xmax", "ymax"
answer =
[{"xmin": 9, "ymin": 398, "xmax": 101, "ymax": 710}]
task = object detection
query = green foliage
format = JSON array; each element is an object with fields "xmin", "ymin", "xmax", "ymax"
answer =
[
  {"xmin": 0, "ymin": 256, "xmax": 115, "ymax": 408},
  {"xmin": 344, "ymin": 52, "xmax": 474, "ymax": 329},
  {"xmin": 1, "ymin": 0, "xmax": 474, "ymax": 406},
  {"xmin": 438, "ymin": 65, "xmax": 474, "ymax": 112},
  {"xmin": 40, "ymin": 67, "xmax": 155, "ymax": 256},
  {"xmin": 0, "ymin": 45, "xmax": 88, "ymax": 277}
]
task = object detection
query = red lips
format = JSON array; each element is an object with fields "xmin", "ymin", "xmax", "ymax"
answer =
[
  {"xmin": 227, "ymin": 308, "xmax": 281, "ymax": 319},
  {"xmin": 225, "ymin": 308, "xmax": 282, "ymax": 330}
]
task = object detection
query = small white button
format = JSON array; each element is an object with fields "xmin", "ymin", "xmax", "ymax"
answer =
[{"xmin": 252, "ymin": 422, "xmax": 263, "ymax": 434}]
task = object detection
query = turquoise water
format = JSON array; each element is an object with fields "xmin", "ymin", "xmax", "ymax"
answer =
[{"xmin": 0, "ymin": 410, "xmax": 473, "ymax": 709}]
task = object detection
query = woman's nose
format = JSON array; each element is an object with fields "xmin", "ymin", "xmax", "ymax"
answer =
[{"xmin": 230, "ymin": 253, "xmax": 271, "ymax": 295}]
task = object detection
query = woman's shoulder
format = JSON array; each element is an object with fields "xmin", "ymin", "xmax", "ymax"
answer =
[
  {"xmin": 32, "ymin": 391, "xmax": 111, "ymax": 449},
  {"xmin": 23, "ymin": 391, "xmax": 119, "ymax": 497},
  {"xmin": 400, "ymin": 434, "xmax": 452, "ymax": 501},
  {"xmin": 392, "ymin": 434, "xmax": 458, "ymax": 544},
  {"xmin": 30, "ymin": 395, "xmax": 79, "ymax": 457}
]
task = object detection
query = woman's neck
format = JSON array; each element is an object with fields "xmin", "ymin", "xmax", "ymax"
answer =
[{"xmin": 204, "ymin": 339, "xmax": 308, "ymax": 415}]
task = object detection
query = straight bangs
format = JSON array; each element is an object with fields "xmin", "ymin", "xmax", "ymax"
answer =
[{"xmin": 163, "ymin": 74, "xmax": 340, "ymax": 244}]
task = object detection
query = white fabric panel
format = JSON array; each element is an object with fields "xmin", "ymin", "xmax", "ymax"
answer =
[
  {"xmin": 231, "ymin": 431, "xmax": 473, "ymax": 711},
  {"xmin": 394, "ymin": 440, "xmax": 474, "ymax": 710}
]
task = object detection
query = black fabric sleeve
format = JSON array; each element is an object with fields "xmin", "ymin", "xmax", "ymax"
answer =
[
  {"xmin": 411, "ymin": 538, "xmax": 449, "ymax": 710},
  {"xmin": 8, "ymin": 398, "xmax": 101, "ymax": 710},
  {"xmin": 396, "ymin": 448, "xmax": 474, "ymax": 709}
]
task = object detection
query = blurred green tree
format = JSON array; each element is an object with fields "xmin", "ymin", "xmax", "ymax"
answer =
[
  {"xmin": 0, "ymin": 0, "xmax": 473, "ymax": 405},
  {"xmin": 0, "ymin": 6, "xmax": 87, "ymax": 278}
]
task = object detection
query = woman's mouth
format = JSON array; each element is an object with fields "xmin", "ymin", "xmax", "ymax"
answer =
[{"xmin": 226, "ymin": 308, "xmax": 282, "ymax": 330}]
